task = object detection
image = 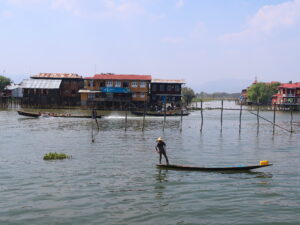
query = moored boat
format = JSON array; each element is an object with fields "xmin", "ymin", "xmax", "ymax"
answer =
[
  {"xmin": 131, "ymin": 111, "xmax": 189, "ymax": 117},
  {"xmin": 17, "ymin": 110, "xmax": 41, "ymax": 118},
  {"xmin": 17, "ymin": 111, "xmax": 102, "ymax": 118}
]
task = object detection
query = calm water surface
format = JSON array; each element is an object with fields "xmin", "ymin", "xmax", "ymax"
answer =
[{"xmin": 1, "ymin": 102, "xmax": 300, "ymax": 225}]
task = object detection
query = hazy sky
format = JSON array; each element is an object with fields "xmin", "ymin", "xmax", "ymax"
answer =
[{"xmin": 1, "ymin": 0, "xmax": 300, "ymax": 92}]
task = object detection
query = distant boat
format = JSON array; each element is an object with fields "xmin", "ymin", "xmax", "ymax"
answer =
[
  {"xmin": 17, "ymin": 110, "xmax": 40, "ymax": 118},
  {"xmin": 156, "ymin": 163, "xmax": 272, "ymax": 172},
  {"xmin": 131, "ymin": 110, "xmax": 189, "ymax": 117}
]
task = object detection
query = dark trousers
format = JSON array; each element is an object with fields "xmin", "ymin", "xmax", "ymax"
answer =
[{"xmin": 159, "ymin": 149, "xmax": 169, "ymax": 165}]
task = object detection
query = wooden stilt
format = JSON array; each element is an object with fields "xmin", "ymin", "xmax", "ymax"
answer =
[
  {"xmin": 125, "ymin": 104, "xmax": 128, "ymax": 132},
  {"xmin": 200, "ymin": 100, "xmax": 203, "ymax": 133},
  {"xmin": 220, "ymin": 100, "xmax": 223, "ymax": 133},
  {"xmin": 273, "ymin": 104, "xmax": 276, "ymax": 135},
  {"xmin": 163, "ymin": 98, "xmax": 166, "ymax": 131},
  {"xmin": 142, "ymin": 98, "xmax": 147, "ymax": 131},
  {"xmin": 257, "ymin": 104, "xmax": 260, "ymax": 135},
  {"xmin": 180, "ymin": 102, "xmax": 183, "ymax": 132},
  {"xmin": 290, "ymin": 106, "xmax": 293, "ymax": 133},
  {"xmin": 239, "ymin": 103, "xmax": 242, "ymax": 135}
]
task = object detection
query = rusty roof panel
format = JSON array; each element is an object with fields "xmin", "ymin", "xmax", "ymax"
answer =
[{"xmin": 32, "ymin": 73, "xmax": 82, "ymax": 79}]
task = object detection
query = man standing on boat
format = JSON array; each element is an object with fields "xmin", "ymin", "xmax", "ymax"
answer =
[{"xmin": 156, "ymin": 137, "xmax": 169, "ymax": 165}]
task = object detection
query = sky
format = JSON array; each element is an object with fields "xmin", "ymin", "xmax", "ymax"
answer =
[{"xmin": 1, "ymin": 0, "xmax": 300, "ymax": 93}]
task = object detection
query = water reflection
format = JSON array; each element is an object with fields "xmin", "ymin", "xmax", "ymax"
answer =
[
  {"xmin": 155, "ymin": 169, "xmax": 168, "ymax": 183},
  {"xmin": 154, "ymin": 169, "xmax": 168, "ymax": 201}
]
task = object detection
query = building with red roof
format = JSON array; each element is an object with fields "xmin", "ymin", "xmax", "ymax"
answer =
[
  {"xmin": 80, "ymin": 73, "xmax": 152, "ymax": 108},
  {"xmin": 272, "ymin": 82, "xmax": 300, "ymax": 108}
]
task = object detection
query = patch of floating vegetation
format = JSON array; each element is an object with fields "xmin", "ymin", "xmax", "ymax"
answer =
[{"xmin": 43, "ymin": 152, "xmax": 71, "ymax": 160}]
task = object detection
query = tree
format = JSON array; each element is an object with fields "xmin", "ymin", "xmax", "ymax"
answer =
[
  {"xmin": 182, "ymin": 87, "xmax": 195, "ymax": 105},
  {"xmin": 0, "ymin": 75, "xmax": 11, "ymax": 91},
  {"xmin": 247, "ymin": 82, "xmax": 280, "ymax": 105}
]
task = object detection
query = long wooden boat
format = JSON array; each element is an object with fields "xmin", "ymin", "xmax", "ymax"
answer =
[
  {"xmin": 49, "ymin": 114, "xmax": 102, "ymax": 118},
  {"xmin": 156, "ymin": 163, "xmax": 273, "ymax": 172},
  {"xmin": 17, "ymin": 110, "xmax": 41, "ymax": 118},
  {"xmin": 17, "ymin": 111, "xmax": 102, "ymax": 119},
  {"xmin": 131, "ymin": 111, "xmax": 189, "ymax": 117}
]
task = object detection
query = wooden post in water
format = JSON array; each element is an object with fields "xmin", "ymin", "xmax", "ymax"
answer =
[
  {"xmin": 200, "ymin": 100, "xmax": 203, "ymax": 133},
  {"xmin": 180, "ymin": 102, "xmax": 183, "ymax": 132},
  {"xmin": 220, "ymin": 100, "xmax": 223, "ymax": 133},
  {"xmin": 239, "ymin": 103, "xmax": 242, "ymax": 135},
  {"xmin": 272, "ymin": 104, "xmax": 276, "ymax": 135},
  {"xmin": 142, "ymin": 98, "xmax": 147, "ymax": 132},
  {"xmin": 125, "ymin": 104, "xmax": 128, "ymax": 132},
  {"xmin": 91, "ymin": 109, "xmax": 95, "ymax": 143},
  {"xmin": 163, "ymin": 97, "xmax": 166, "ymax": 131},
  {"xmin": 290, "ymin": 106, "xmax": 293, "ymax": 133},
  {"xmin": 257, "ymin": 104, "xmax": 260, "ymax": 135}
]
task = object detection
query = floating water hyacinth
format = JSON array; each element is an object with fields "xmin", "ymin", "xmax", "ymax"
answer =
[{"xmin": 43, "ymin": 152, "xmax": 71, "ymax": 160}]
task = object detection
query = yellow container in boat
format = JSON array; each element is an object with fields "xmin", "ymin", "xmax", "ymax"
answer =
[{"xmin": 260, "ymin": 160, "xmax": 269, "ymax": 165}]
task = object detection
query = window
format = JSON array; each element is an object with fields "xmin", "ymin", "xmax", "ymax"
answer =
[
  {"xmin": 175, "ymin": 85, "xmax": 180, "ymax": 92},
  {"xmin": 90, "ymin": 80, "xmax": 94, "ymax": 87},
  {"xmin": 159, "ymin": 84, "xmax": 165, "ymax": 91},
  {"xmin": 88, "ymin": 93, "xmax": 95, "ymax": 99},
  {"xmin": 151, "ymin": 84, "xmax": 157, "ymax": 91},
  {"xmin": 132, "ymin": 81, "xmax": 138, "ymax": 88},
  {"xmin": 100, "ymin": 81, "xmax": 105, "ymax": 87},
  {"xmin": 140, "ymin": 81, "xmax": 146, "ymax": 88},
  {"xmin": 140, "ymin": 92, "xmax": 145, "ymax": 98},
  {"xmin": 115, "ymin": 81, "xmax": 121, "ymax": 87},
  {"xmin": 123, "ymin": 81, "xmax": 129, "ymax": 88},
  {"xmin": 132, "ymin": 93, "xmax": 137, "ymax": 98},
  {"xmin": 167, "ymin": 85, "xmax": 171, "ymax": 91},
  {"xmin": 106, "ymin": 80, "xmax": 113, "ymax": 87}
]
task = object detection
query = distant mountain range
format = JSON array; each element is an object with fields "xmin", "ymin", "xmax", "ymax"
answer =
[{"xmin": 190, "ymin": 78, "xmax": 251, "ymax": 93}]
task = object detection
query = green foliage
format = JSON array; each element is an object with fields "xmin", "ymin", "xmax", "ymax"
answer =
[
  {"xmin": 0, "ymin": 75, "xmax": 11, "ymax": 91},
  {"xmin": 247, "ymin": 82, "xmax": 280, "ymax": 105},
  {"xmin": 182, "ymin": 87, "xmax": 196, "ymax": 105},
  {"xmin": 43, "ymin": 152, "xmax": 71, "ymax": 160}
]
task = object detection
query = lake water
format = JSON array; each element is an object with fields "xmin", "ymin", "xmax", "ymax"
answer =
[{"xmin": 1, "ymin": 102, "xmax": 300, "ymax": 225}]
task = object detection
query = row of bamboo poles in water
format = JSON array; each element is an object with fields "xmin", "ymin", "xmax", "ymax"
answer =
[
  {"xmin": 91, "ymin": 100, "xmax": 295, "ymax": 143},
  {"xmin": 200, "ymin": 100, "xmax": 294, "ymax": 135}
]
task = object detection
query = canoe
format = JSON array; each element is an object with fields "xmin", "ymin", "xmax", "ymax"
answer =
[
  {"xmin": 49, "ymin": 114, "xmax": 102, "ymax": 118},
  {"xmin": 156, "ymin": 163, "xmax": 273, "ymax": 172},
  {"xmin": 17, "ymin": 111, "xmax": 102, "ymax": 119},
  {"xmin": 17, "ymin": 110, "xmax": 40, "ymax": 118},
  {"xmin": 131, "ymin": 111, "xmax": 189, "ymax": 117}
]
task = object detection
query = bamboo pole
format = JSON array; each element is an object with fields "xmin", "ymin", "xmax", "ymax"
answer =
[
  {"xmin": 272, "ymin": 104, "xmax": 276, "ymax": 135},
  {"xmin": 239, "ymin": 103, "xmax": 242, "ymax": 135},
  {"xmin": 142, "ymin": 98, "xmax": 147, "ymax": 131},
  {"xmin": 91, "ymin": 109, "xmax": 95, "ymax": 143},
  {"xmin": 163, "ymin": 98, "xmax": 166, "ymax": 131},
  {"xmin": 200, "ymin": 100, "xmax": 203, "ymax": 133},
  {"xmin": 125, "ymin": 104, "xmax": 128, "ymax": 132},
  {"xmin": 290, "ymin": 106, "xmax": 293, "ymax": 133},
  {"xmin": 180, "ymin": 102, "xmax": 183, "ymax": 132},
  {"xmin": 257, "ymin": 104, "xmax": 260, "ymax": 135},
  {"xmin": 220, "ymin": 100, "xmax": 223, "ymax": 133}
]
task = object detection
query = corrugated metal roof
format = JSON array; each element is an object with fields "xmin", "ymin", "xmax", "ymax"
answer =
[
  {"xmin": 31, "ymin": 73, "xmax": 82, "ymax": 79},
  {"xmin": 5, "ymin": 84, "xmax": 22, "ymax": 90},
  {"xmin": 21, "ymin": 79, "xmax": 62, "ymax": 89},
  {"xmin": 85, "ymin": 74, "xmax": 152, "ymax": 81},
  {"xmin": 151, "ymin": 79, "xmax": 185, "ymax": 84}
]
